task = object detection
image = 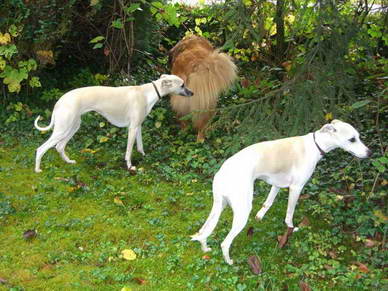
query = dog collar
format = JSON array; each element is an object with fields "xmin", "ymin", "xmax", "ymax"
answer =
[
  {"xmin": 313, "ymin": 132, "xmax": 325, "ymax": 156},
  {"xmin": 151, "ymin": 82, "xmax": 162, "ymax": 99}
]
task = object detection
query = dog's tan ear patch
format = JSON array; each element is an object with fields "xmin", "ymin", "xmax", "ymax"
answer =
[{"xmin": 162, "ymin": 80, "xmax": 173, "ymax": 88}]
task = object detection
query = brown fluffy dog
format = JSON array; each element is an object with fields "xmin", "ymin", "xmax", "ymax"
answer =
[{"xmin": 169, "ymin": 35, "xmax": 237, "ymax": 141}]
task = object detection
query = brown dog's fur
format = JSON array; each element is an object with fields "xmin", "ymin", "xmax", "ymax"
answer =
[{"xmin": 169, "ymin": 35, "xmax": 237, "ymax": 141}]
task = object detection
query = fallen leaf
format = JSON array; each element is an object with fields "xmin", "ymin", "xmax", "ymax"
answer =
[
  {"xmin": 133, "ymin": 277, "xmax": 147, "ymax": 285},
  {"xmin": 299, "ymin": 194, "xmax": 310, "ymax": 200},
  {"xmin": 328, "ymin": 251, "xmax": 338, "ymax": 259},
  {"xmin": 80, "ymin": 148, "xmax": 97, "ymax": 154},
  {"xmin": 324, "ymin": 264, "xmax": 333, "ymax": 270},
  {"xmin": 121, "ymin": 249, "xmax": 136, "ymax": 261},
  {"xmin": 298, "ymin": 216, "xmax": 310, "ymax": 228},
  {"xmin": 247, "ymin": 255, "xmax": 262, "ymax": 275},
  {"xmin": 54, "ymin": 177, "xmax": 70, "ymax": 182},
  {"xmin": 23, "ymin": 229, "xmax": 37, "ymax": 240},
  {"xmin": 364, "ymin": 239, "xmax": 378, "ymax": 248},
  {"xmin": 355, "ymin": 262, "xmax": 369, "ymax": 273},
  {"xmin": 299, "ymin": 281, "xmax": 311, "ymax": 291},
  {"xmin": 278, "ymin": 227, "xmax": 294, "ymax": 248},
  {"xmin": 247, "ymin": 226, "xmax": 254, "ymax": 239},
  {"xmin": 114, "ymin": 196, "xmax": 125, "ymax": 206},
  {"xmin": 121, "ymin": 287, "xmax": 132, "ymax": 291},
  {"xmin": 202, "ymin": 255, "xmax": 210, "ymax": 260}
]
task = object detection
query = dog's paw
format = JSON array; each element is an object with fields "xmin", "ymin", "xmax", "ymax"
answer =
[
  {"xmin": 255, "ymin": 210, "xmax": 265, "ymax": 221},
  {"xmin": 202, "ymin": 247, "xmax": 212, "ymax": 252},
  {"xmin": 35, "ymin": 168, "xmax": 42, "ymax": 173},
  {"xmin": 225, "ymin": 259, "xmax": 234, "ymax": 265},
  {"xmin": 293, "ymin": 227, "xmax": 299, "ymax": 232},
  {"xmin": 138, "ymin": 150, "xmax": 145, "ymax": 156},
  {"xmin": 68, "ymin": 160, "xmax": 76, "ymax": 164},
  {"xmin": 128, "ymin": 166, "xmax": 137, "ymax": 175}
]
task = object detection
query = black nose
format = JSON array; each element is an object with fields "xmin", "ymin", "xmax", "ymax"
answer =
[
  {"xmin": 367, "ymin": 149, "xmax": 372, "ymax": 157},
  {"xmin": 185, "ymin": 88, "xmax": 193, "ymax": 96}
]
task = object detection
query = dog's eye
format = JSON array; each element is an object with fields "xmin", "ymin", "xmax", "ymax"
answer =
[
  {"xmin": 349, "ymin": 137, "xmax": 356, "ymax": 143},
  {"xmin": 181, "ymin": 84, "xmax": 184, "ymax": 88}
]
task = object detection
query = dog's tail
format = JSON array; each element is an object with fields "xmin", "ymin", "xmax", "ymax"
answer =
[
  {"xmin": 34, "ymin": 114, "xmax": 54, "ymax": 131},
  {"xmin": 191, "ymin": 194, "xmax": 227, "ymax": 242},
  {"xmin": 171, "ymin": 49, "xmax": 237, "ymax": 129}
]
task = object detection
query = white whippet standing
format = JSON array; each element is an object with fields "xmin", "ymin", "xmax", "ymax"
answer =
[
  {"xmin": 34, "ymin": 74, "xmax": 193, "ymax": 173},
  {"xmin": 191, "ymin": 120, "xmax": 371, "ymax": 264}
]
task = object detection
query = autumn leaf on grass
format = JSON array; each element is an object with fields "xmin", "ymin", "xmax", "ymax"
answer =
[
  {"xmin": 133, "ymin": 277, "xmax": 147, "ymax": 285},
  {"xmin": 121, "ymin": 249, "xmax": 136, "ymax": 261},
  {"xmin": 364, "ymin": 239, "xmax": 379, "ymax": 248},
  {"xmin": 0, "ymin": 277, "xmax": 7, "ymax": 284},
  {"xmin": 80, "ymin": 148, "xmax": 97, "ymax": 154},
  {"xmin": 121, "ymin": 287, "xmax": 132, "ymax": 291},
  {"xmin": 114, "ymin": 196, "xmax": 125, "ymax": 206},
  {"xmin": 298, "ymin": 216, "xmax": 310, "ymax": 228},
  {"xmin": 247, "ymin": 255, "xmax": 262, "ymax": 274},
  {"xmin": 299, "ymin": 281, "xmax": 311, "ymax": 291},
  {"xmin": 355, "ymin": 262, "xmax": 369, "ymax": 273},
  {"xmin": 278, "ymin": 227, "xmax": 294, "ymax": 248},
  {"xmin": 247, "ymin": 226, "xmax": 254, "ymax": 239},
  {"xmin": 23, "ymin": 229, "xmax": 37, "ymax": 240}
]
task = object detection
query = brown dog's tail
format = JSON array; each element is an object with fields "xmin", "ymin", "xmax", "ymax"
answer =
[{"xmin": 170, "ymin": 49, "xmax": 237, "ymax": 130}]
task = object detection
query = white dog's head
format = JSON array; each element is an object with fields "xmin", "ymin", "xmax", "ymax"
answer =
[
  {"xmin": 319, "ymin": 119, "xmax": 371, "ymax": 158},
  {"xmin": 158, "ymin": 74, "xmax": 193, "ymax": 97}
]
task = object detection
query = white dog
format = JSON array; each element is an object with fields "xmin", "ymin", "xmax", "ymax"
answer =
[
  {"xmin": 34, "ymin": 74, "xmax": 193, "ymax": 173},
  {"xmin": 191, "ymin": 120, "xmax": 371, "ymax": 264}
]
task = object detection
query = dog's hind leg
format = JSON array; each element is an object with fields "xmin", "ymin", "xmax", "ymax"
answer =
[
  {"xmin": 55, "ymin": 119, "xmax": 81, "ymax": 164},
  {"xmin": 125, "ymin": 125, "xmax": 139, "ymax": 170},
  {"xmin": 221, "ymin": 190, "xmax": 253, "ymax": 265},
  {"xmin": 136, "ymin": 127, "xmax": 145, "ymax": 156},
  {"xmin": 255, "ymin": 186, "xmax": 280, "ymax": 220},
  {"xmin": 35, "ymin": 133, "xmax": 66, "ymax": 173},
  {"xmin": 191, "ymin": 194, "xmax": 227, "ymax": 252}
]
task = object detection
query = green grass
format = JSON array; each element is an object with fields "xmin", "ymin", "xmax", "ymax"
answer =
[{"xmin": 0, "ymin": 125, "xmax": 386, "ymax": 291}]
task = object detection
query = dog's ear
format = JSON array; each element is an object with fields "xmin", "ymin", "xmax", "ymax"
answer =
[
  {"xmin": 331, "ymin": 119, "xmax": 341, "ymax": 124},
  {"xmin": 161, "ymin": 79, "xmax": 173, "ymax": 88},
  {"xmin": 320, "ymin": 124, "xmax": 337, "ymax": 133},
  {"xmin": 160, "ymin": 74, "xmax": 169, "ymax": 79}
]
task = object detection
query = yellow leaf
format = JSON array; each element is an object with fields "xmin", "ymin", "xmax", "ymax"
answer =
[
  {"xmin": 80, "ymin": 148, "xmax": 97, "ymax": 154},
  {"xmin": 0, "ymin": 33, "xmax": 11, "ymax": 45},
  {"xmin": 325, "ymin": 112, "xmax": 333, "ymax": 121},
  {"xmin": 0, "ymin": 58, "xmax": 6, "ymax": 70},
  {"xmin": 114, "ymin": 196, "xmax": 124, "ymax": 206},
  {"xmin": 36, "ymin": 50, "xmax": 55, "ymax": 65},
  {"xmin": 121, "ymin": 249, "xmax": 136, "ymax": 261},
  {"xmin": 99, "ymin": 136, "xmax": 109, "ymax": 143},
  {"xmin": 373, "ymin": 210, "xmax": 388, "ymax": 222},
  {"xmin": 121, "ymin": 287, "xmax": 132, "ymax": 291},
  {"xmin": 155, "ymin": 121, "xmax": 162, "ymax": 128}
]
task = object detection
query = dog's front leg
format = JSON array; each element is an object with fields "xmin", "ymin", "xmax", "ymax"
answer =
[
  {"xmin": 256, "ymin": 186, "xmax": 280, "ymax": 220},
  {"xmin": 285, "ymin": 184, "xmax": 304, "ymax": 232},
  {"xmin": 136, "ymin": 127, "xmax": 145, "ymax": 156},
  {"xmin": 125, "ymin": 126, "xmax": 138, "ymax": 171}
]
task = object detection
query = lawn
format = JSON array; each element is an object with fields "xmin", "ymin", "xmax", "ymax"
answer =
[{"xmin": 0, "ymin": 117, "xmax": 386, "ymax": 290}]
